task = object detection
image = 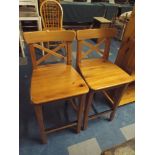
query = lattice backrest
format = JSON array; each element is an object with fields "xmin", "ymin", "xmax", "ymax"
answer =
[
  {"xmin": 24, "ymin": 30, "xmax": 75, "ymax": 69},
  {"xmin": 40, "ymin": 0, "xmax": 63, "ymax": 30},
  {"xmin": 76, "ymin": 28, "xmax": 117, "ymax": 64}
]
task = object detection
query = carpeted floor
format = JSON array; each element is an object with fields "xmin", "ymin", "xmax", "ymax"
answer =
[{"xmin": 19, "ymin": 39, "xmax": 135, "ymax": 155}]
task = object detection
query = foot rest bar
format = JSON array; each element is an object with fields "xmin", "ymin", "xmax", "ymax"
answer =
[
  {"xmin": 45, "ymin": 122, "xmax": 77, "ymax": 134},
  {"xmin": 88, "ymin": 109, "xmax": 112, "ymax": 120}
]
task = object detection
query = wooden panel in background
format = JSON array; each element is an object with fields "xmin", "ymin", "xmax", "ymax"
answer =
[{"xmin": 104, "ymin": 8, "xmax": 135, "ymax": 106}]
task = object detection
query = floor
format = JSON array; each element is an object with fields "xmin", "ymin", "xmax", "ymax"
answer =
[{"xmin": 19, "ymin": 39, "xmax": 135, "ymax": 155}]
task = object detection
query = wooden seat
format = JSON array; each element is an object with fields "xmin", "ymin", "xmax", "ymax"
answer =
[
  {"xmin": 23, "ymin": 30, "xmax": 89, "ymax": 144},
  {"xmin": 79, "ymin": 58, "xmax": 133, "ymax": 90},
  {"xmin": 76, "ymin": 28, "xmax": 134, "ymax": 129},
  {"xmin": 31, "ymin": 63, "xmax": 88, "ymax": 104}
]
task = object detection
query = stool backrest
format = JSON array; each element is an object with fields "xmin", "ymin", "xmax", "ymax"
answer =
[
  {"xmin": 76, "ymin": 28, "xmax": 117, "ymax": 64},
  {"xmin": 24, "ymin": 30, "xmax": 75, "ymax": 69}
]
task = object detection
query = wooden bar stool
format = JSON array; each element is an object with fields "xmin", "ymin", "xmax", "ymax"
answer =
[
  {"xmin": 76, "ymin": 28, "xmax": 134, "ymax": 129},
  {"xmin": 23, "ymin": 30, "xmax": 89, "ymax": 144}
]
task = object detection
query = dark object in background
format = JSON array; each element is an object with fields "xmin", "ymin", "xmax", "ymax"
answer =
[
  {"xmin": 74, "ymin": 0, "xmax": 87, "ymax": 2},
  {"xmin": 91, "ymin": 0, "xmax": 109, "ymax": 2},
  {"xmin": 114, "ymin": 0, "xmax": 129, "ymax": 4},
  {"xmin": 20, "ymin": 21, "xmax": 38, "ymax": 32},
  {"xmin": 129, "ymin": 0, "xmax": 135, "ymax": 5}
]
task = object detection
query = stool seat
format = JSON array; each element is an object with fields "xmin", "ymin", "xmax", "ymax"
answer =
[
  {"xmin": 31, "ymin": 63, "xmax": 89, "ymax": 104},
  {"xmin": 79, "ymin": 58, "xmax": 134, "ymax": 90}
]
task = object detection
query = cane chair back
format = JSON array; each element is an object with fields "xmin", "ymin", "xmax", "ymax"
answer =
[{"xmin": 40, "ymin": 0, "xmax": 63, "ymax": 30}]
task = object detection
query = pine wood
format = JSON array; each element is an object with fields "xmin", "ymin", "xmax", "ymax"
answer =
[
  {"xmin": 115, "ymin": 8, "xmax": 135, "ymax": 74},
  {"xmin": 76, "ymin": 28, "xmax": 117, "ymax": 63},
  {"xmin": 76, "ymin": 28, "xmax": 117, "ymax": 41},
  {"xmin": 105, "ymin": 8, "xmax": 135, "ymax": 106},
  {"xmin": 76, "ymin": 28, "xmax": 134, "ymax": 129},
  {"xmin": 83, "ymin": 90, "xmax": 94, "ymax": 130},
  {"xmin": 24, "ymin": 30, "xmax": 75, "ymax": 43},
  {"xmin": 24, "ymin": 30, "xmax": 75, "ymax": 70},
  {"xmin": 77, "ymin": 95, "xmax": 86, "ymax": 133},
  {"xmin": 81, "ymin": 39, "xmax": 105, "ymax": 59},
  {"xmin": 31, "ymin": 64, "xmax": 89, "ymax": 104},
  {"xmin": 79, "ymin": 58, "xmax": 134, "ymax": 90},
  {"xmin": 103, "ymin": 82, "xmax": 135, "ymax": 107},
  {"xmin": 119, "ymin": 83, "xmax": 135, "ymax": 106},
  {"xmin": 45, "ymin": 122, "xmax": 77, "ymax": 134},
  {"xmin": 109, "ymin": 84, "xmax": 129, "ymax": 121},
  {"xmin": 24, "ymin": 30, "xmax": 89, "ymax": 143},
  {"xmin": 34, "ymin": 105, "xmax": 47, "ymax": 144}
]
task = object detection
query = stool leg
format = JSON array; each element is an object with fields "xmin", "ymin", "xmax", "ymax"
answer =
[
  {"xmin": 110, "ymin": 84, "xmax": 129, "ymax": 121},
  {"xmin": 83, "ymin": 91, "xmax": 94, "ymax": 130},
  {"xmin": 77, "ymin": 95, "xmax": 86, "ymax": 133},
  {"xmin": 34, "ymin": 105, "xmax": 47, "ymax": 144}
]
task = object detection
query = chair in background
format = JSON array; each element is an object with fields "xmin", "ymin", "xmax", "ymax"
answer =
[
  {"xmin": 40, "ymin": 0, "xmax": 64, "ymax": 49},
  {"xmin": 76, "ymin": 28, "xmax": 134, "ymax": 129},
  {"xmin": 19, "ymin": 0, "xmax": 42, "ymax": 57},
  {"xmin": 113, "ymin": 11, "xmax": 132, "ymax": 40},
  {"xmin": 40, "ymin": 0, "xmax": 60, "ymax": 5},
  {"xmin": 40, "ymin": 0, "xmax": 63, "ymax": 30},
  {"xmin": 23, "ymin": 30, "xmax": 89, "ymax": 143}
]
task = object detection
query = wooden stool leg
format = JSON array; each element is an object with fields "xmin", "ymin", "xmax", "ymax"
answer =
[
  {"xmin": 34, "ymin": 105, "xmax": 47, "ymax": 144},
  {"xmin": 110, "ymin": 84, "xmax": 129, "ymax": 121},
  {"xmin": 83, "ymin": 91, "xmax": 94, "ymax": 130},
  {"xmin": 77, "ymin": 95, "xmax": 86, "ymax": 133}
]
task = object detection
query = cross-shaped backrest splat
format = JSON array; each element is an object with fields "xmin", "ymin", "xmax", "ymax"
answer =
[
  {"xmin": 76, "ymin": 28, "xmax": 117, "ymax": 64},
  {"xmin": 23, "ymin": 30, "xmax": 75, "ymax": 69}
]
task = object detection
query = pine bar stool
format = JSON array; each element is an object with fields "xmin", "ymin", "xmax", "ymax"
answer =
[
  {"xmin": 23, "ymin": 30, "xmax": 89, "ymax": 144},
  {"xmin": 76, "ymin": 28, "xmax": 134, "ymax": 130}
]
